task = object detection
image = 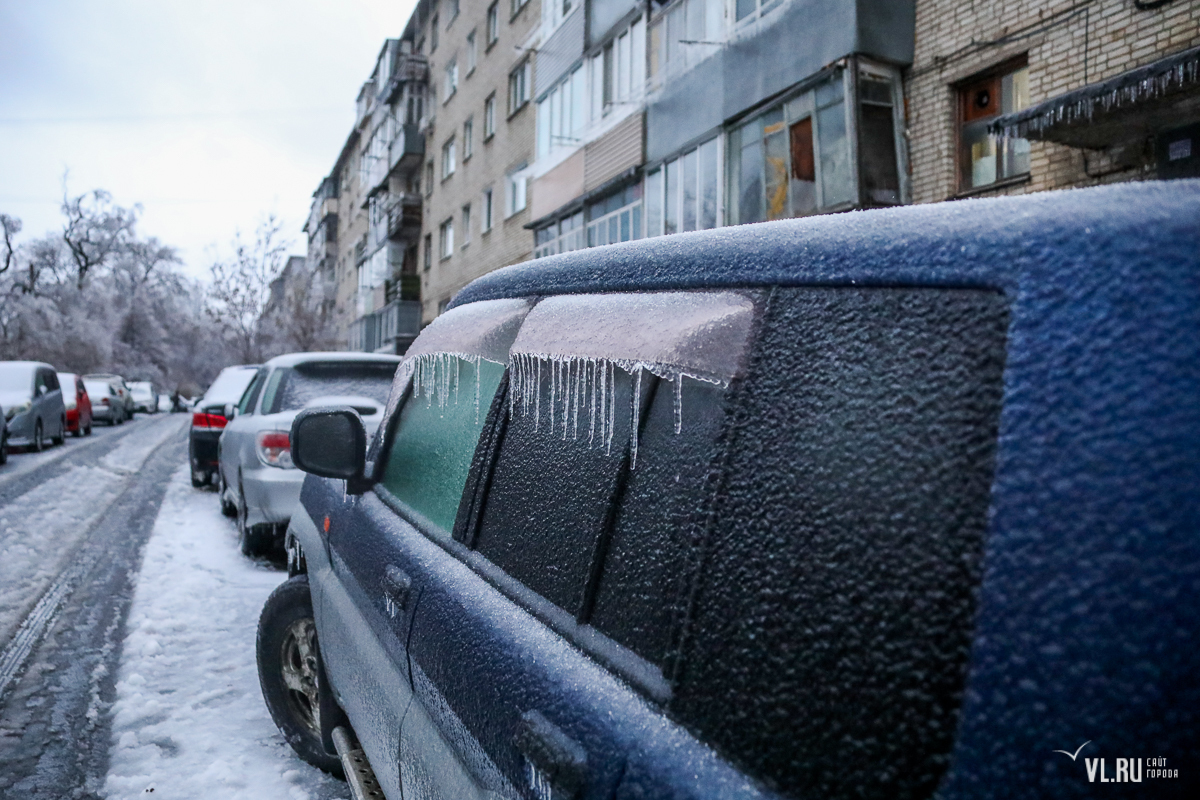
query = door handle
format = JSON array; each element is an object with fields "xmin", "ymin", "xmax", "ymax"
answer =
[
  {"xmin": 382, "ymin": 565, "xmax": 412, "ymax": 614},
  {"xmin": 513, "ymin": 710, "xmax": 587, "ymax": 800}
]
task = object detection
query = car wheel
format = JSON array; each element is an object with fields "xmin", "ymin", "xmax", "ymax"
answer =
[
  {"xmin": 218, "ymin": 473, "xmax": 237, "ymax": 518},
  {"xmin": 0, "ymin": 434, "xmax": 7, "ymax": 465},
  {"xmin": 256, "ymin": 575, "xmax": 343, "ymax": 777},
  {"xmin": 237, "ymin": 481, "xmax": 271, "ymax": 557},
  {"xmin": 52, "ymin": 417, "xmax": 65, "ymax": 446},
  {"xmin": 84, "ymin": 420, "xmax": 92, "ymax": 436},
  {"xmin": 191, "ymin": 468, "xmax": 207, "ymax": 489},
  {"xmin": 32, "ymin": 420, "xmax": 44, "ymax": 452},
  {"xmin": 72, "ymin": 423, "xmax": 82, "ymax": 438}
]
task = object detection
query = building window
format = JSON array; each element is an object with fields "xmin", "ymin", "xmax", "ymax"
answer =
[
  {"xmin": 734, "ymin": 0, "xmax": 780, "ymax": 25},
  {"xmin": 466, "ymin": 30, "xmax": 477, "ymax": 74},
  {"xmin": 511, "ymin": 0, "xmax": 530, "ymax": 18},
  {"xmin": 424, "ymin": 161, "xmax": 435, "ymax": 194},
  {"xmin": 537, "ymin": 65, "xmax": 586, "ymax": 159},
  {"xmin": 544, "ymin": 0, "xmax": 574, "ymax": 32},
  {"xmin": 439, "ymin": 218, "xmax": 455, "ymax": 258},
  {"xmin": 509, "ymin": 60, "xmax": 532, "ymax": 115},
  {"xmin": 431, "ymin": 15, "xmax": 439, "ymax": 51},
  {"xmin": 646, "ymin": 136, "xmax": 720, "ymax": 237},
  {"xmin": 423, "ymin": 233, "xmax": 432, "ymax": 270},
  {"xmin": 463, "ymin": 117, "xmax": 474, "ymax": 159},
  {"xmin": 482, "ymin": 187, "xmax": 494, "ymax": 231},
  {"xmin": 484, "ymin": 94, "xmax": 497, "ymax": 138},
  {"xmin": 649, "ymin": 0, "xmax": 722, "ymax": 86},
  {"xmin": 448, "ymin": 0, "xmax": 460, "ymax": 23},
  {"xmin": 487, "ymin": 3, "xmax": 499, "ymax": 46},
  {"xmin": 444, "ymin": 59, "xmax": 458, "ymax": 100},
  {"xmin": 533, "ymin": 184, "xmax": 643, "ymax": 259},
  {"xmin": 461, "ymin": 204, "xmax": 472, "ymax": 246},
  {"xmin": 589, "ymin": 17, "xmax": 645, "ymax": 120},
  {"xmin": 417, "ymin": 36, "xmax": 425, "ymax": 55},
  {"xmin": 506, "ymin": 169, "xmax": 528, "ymax": 216},
  {"xmin": 959, "ymin": 61, "xmax": 1030, "ymax": 191},
  {"xmin": 727, "ymin": 62, "xmax": 904, "ymax": 225},
  {"xmin": 441, "ymin": 137, "xmax": 457, "ymax": 179}
]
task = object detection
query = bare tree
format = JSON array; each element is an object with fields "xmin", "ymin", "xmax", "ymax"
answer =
[
  {"xmin": 61, "ymin": 188, "xmax": 138, "ymax": 290},
  {"xmin": 206, "ymin": 215, "xmax": 290, "ymax": 363},
  {"xmin": 1, "ymin": 214, "xmax": 20, "ymax": 276}
]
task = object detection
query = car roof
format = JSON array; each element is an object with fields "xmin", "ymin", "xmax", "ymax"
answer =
[
  {"xmin": 263, "ymin": 351, "xmax": 403, "ymax": 368},
  {"xmin": 452, "ymin": 179, "xmax": 1200, "ymax": 307},
  {"xmin": 0, "ymin": 361, "xmax": 54, "ymax": 372}
]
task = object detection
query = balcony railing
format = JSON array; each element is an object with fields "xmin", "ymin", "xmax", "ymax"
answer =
[
  {"xmin": 363, "ymin": 124, "xmax": 425, "ymax": 201},
  {"xmin": 348, "ymin": 299, "xmax": 422, "ymax": 354},
  {"xmin": 385, "ymin": 192, "xmax": 422, "ymax": 242}
]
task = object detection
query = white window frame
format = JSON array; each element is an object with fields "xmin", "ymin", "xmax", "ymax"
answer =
[
  {"xmin": 466, "ymin": 29, "xmax": 477, "ymax": 74},
  {"xmin": 509, "ymin": 60, "xmax": 532, "ymax": 115},
  {"xmin": 484, "ymin": 94, "xmax": 497, "ymax": 138},
  {"xmin": 487, "ymin": 3, "xmax": 499, "ymax": 46},
  {"xmin": 439, "ymin": 218, "xmax": 455, "ymax": 258},
  {"xmin": 461, "ymin": 204, "xmax": 472, "ymax": 247},
  {"xmin": 505, "ymin": 169, "xmax": 528, "ymax": 217},
  {"xmin": 511, "ymin": 0, "xmax": 530, "ymax": 17},
  {"xmin": 482, "ymin": 187, "xmax": 494, "ymax": 231},
  {"xmin": 441, "ymin": 137, "xmax": 457, "ymax": 179},
  {"xmin": 463, "ymin": 117, "xmax": 474, "ymax": 159},
  {"xmin": 444, "ymin": 58, "xmax": 459, "ymax": 101}
]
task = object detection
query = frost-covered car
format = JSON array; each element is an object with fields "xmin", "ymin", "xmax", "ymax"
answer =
[
  {"xmin": 0, "ymin": 361, "xmax": 67, "ymax": 452},
  {"xmin": 128, "ymin": 380, "xmax": 158, "ymax": 414},
  {"xmin": 84, "ymin": 373, "xmax": 133, "ymax": 417},
  {"xmin": 189, "ymin": 364, "xmax": 259, "ymax": 488},
  {"xmin": 261, "ymin": 182, "xmax": 1200, "ymax": 800},
  {"xmin": 84, "ymin": 377, "xmax": 127, "ymax": 426},
  {"xmin": 218, "ymin": 352, "xmax": 400, "ymax": 556}
]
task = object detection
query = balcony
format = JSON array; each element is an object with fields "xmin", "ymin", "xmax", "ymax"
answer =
[
  {"xmin": 348, "ymin": 299, "xmax": 422, "ymax": 354},
  {"xmin": 385, "ymin": 192, "xmax": 422, "ymax": 242},
  {"xmin": 363, "ymin": 123, "xmax": 425, "ymax": 202},
  {"xmin": 381, "ymin": 54, "xmax": 430, "ymax": 103}
]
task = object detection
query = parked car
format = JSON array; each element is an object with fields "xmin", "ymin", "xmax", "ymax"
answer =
[
  {"xmin": 189, "ymin": 365, "xmax": 260, "ymax": 488},
  {"xmin": 84, "ymin": 378, "xmax": 126, "ymax": 426},
  {"xmin": 128, "ymin": 381, "xmax": 158, "ymax": 414},
  {"xmin": 261, "ymin": 181, "xmax": 1200, "ymax": 800},
  {"xmin": 0, "ymin": 361, "xmax": 67, "ymax": 452},
  {"xmin": 0, "ymin": 407, "xmax": 7, "ymax": 465},
  {"xmin": 84, "ymin": 373, "xmax": 134, "ymax": 417},
  {"xmin": 58, "ymin": 372, "xmax": 93, "ymax": 437},
  {"xmin": 218, "ymin": 352, "xmax": 400, "ymax": 557}
]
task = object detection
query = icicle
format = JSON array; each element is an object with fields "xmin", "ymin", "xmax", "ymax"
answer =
[
  {"xmin": 534, "ymin": 358, "xmax": 541, "ymax": 432},
  {"xmin": 673, "ymin": 374, "xmax": 684, "ymax": 435},
  {"xmin": 629, "ymin": 366, "xmax": 642, "ymax": 469}
]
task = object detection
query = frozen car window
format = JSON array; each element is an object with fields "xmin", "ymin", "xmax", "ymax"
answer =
[
  {"xmin": 381, "ymin": 358, "xmax": 507, "ymax": 533},
  {"xmin": 237, "ymin": 369, "xmax": 268, "ymax": 415},
  {"xmin": 672, "ymin": 286, "xmax": 1009, "ymax": 799},
  {"xmin": 83, "ymin": 380, "xmax": 111, "ymax": 398},
  {"xmin": 202, "ymin": 367, "xmax": 259, "ymax": 406},
  {"xmin": 267, "ymin": 362, "xmax": 398, "ymax": 414}
]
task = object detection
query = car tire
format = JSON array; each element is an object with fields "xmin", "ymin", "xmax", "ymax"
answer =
[
  {"xmin": 32, "ymin": 420, "xmax": 44, "ymax": 453},
  {"xmin": 237, "ymin": 481, "xmax": 271, "ymax": 557},
  {"xmin": 52, "ymin": 417, "xmax": 65, "ymax": 446},
  {"xmin": 72, "ymin": 423, "xmax": 82, "ymax": 438},
  {"xmin": 84, "ymin": 420, "xmax": 92, "ymax": 436},
  {"xmin": 190, "ymin": 469, "xmax": 207, "ymax": 489},
  {"xmin": 218, "ymin": 473, "xmax": 237, "ymax": 518},
  {"xmin": 256, "ymin": 575, "xmax": 344, "ymax": 777},
  {"xmin": 0, "ymin": 434, "xmax": 7, "ymax": 465}
]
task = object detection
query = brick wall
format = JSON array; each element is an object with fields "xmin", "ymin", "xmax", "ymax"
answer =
[
  {"xmin": 905, "ymin": 0, "xmax": 1200, "ymax": 203},
  {"xmin": 420, "ymin": 0, "xmax": 541, "ymax": 322}
]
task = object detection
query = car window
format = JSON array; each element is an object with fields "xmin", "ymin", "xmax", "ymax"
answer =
[
  {"xmin": 472, "ymin": 291, "xmax": 757, "ymax": 622},
  {"xmin": 265, "ymin": 362, "xmax": 397, "ymax": 414},
  {"xmin": 44, "ymin": 371, "xmax": 59, "ymax": 391},
  {"xmin": 381, "ymin": 358, "xmax": 507, "ymax": 533},
  {"xmin": 671, "ymin": 287, "xmax": 1009, "ymax": 798},
  {"xmin": 237, "ymin": 369, "xmax": 268, "ymax": 415}
]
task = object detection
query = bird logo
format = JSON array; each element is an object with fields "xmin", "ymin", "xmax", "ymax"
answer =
[{"xmin": 1053, "ymin": 741, "xmax": 1092, "ymax": 761}]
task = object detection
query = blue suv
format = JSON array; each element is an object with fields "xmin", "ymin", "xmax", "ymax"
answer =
[{"xmin": 257, "ymin": 181, "xmax": 1200, "ymax": 800}]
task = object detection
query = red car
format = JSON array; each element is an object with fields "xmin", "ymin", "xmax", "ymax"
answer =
[{"xmin": 57, "ymin": 372, "xmax": 93, "ymax": 437}]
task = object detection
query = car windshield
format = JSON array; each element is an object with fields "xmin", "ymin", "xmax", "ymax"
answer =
[
  {"xmin": 0, "ymin": 364, "xmax": 35, "ymax": 395},
  {"xmin": 264, "ymin": 361, "xmax": 397, "ymax": 414},
  {"xmin": 130, "ymin": 384, "xmax": 153, "ymax": 398},
  {"xmin": 202, "ymin": 367, "xmax": 259, "ymax": 406}
]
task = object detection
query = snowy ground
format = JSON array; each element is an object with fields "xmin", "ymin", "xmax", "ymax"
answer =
[
  {"xmin": 0, "ymin": 415, "xmax": 182, "ymax": 645},
  {"xmin": 102, "ymin": 466, "xmax": 348, "ymax": 800},
  {"xmin": 0, "ymin": 417, "xmax": 124, "ymax": 487}
]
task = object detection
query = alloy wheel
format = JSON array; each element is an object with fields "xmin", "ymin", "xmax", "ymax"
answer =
[{"xmin": 279, "ymin": 617, "xmax": 322, "ymax": 737}]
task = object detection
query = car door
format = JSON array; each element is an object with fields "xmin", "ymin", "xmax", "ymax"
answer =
[
  {"xmin": 44, "ymin": 370, "xmax": 64, "ymax": 436},
  {"xmin": 390, "ymin": 292, "xmax": 764, "ymax": 800},
  {"xmin": 220, "ymin": 367, "xmax": 269, "ymax": 493},
  {"xmin": 321, "ymin": 298, "xmax": 531, "ymax": 800}
]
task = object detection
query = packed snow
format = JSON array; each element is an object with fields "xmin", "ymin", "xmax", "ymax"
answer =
[
  {"xmin": 0, "ymin": 416, "xmax": 184, "ymax": 645},
  {"xmin": 102, "ymin": 466, "xmax": 347, "ymax": 800}
]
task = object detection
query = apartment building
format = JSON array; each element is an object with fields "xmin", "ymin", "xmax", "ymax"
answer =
[
  {"xmin": 413, "ymin": 0, "xmax": 542, "ymax": 321},
  {"xmin": 905, "ymin": 0, "xmax": 1200, "ymax": 202},
  {"xmin": 528, "ymin": 0, "xmax": 916, "ymax": 258}
]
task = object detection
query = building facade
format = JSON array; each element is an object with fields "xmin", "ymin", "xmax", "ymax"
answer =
[
  {"xmin": 905, "ymin": 0, "xmax": 1200, "ymax": 203},
  {"xmin": 311, "ymin": 0, "xmax": 1198, "ymax": 350}
]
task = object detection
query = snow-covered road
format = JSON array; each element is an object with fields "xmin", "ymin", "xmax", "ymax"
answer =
[{"xmin": 102, "ymin": 467, "xmax": 346, "ymax": 800}]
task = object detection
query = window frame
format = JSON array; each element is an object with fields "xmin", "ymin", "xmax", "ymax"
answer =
[
  {"xmin": 461, "ymin": 203, "xmax": 472, "ymax": 247},
  {"xmin": 486, "ymin": 3, "xmax": 500, "ymax": 48},
  {"xmin": 508, "ymin": 59, "xmax": 532, "ymax": 117},
  {"xmin": 482, "ymin": 187, "xmax": 494, "ymax": 231},
  {"xmin": 441, "ymin": 136, "xmax": 457, "ymax": 179},
  {"xmin": 438, "ymin": 217, "xmax": 455, "ymax": 259},
  {"xmin": 466, "ymin": 29, "xmax": 477, "ymax": 74},
  {"xmin": 955, "ymin": 56, "xmax": 1031, "ymax": 195},
  {"xmin": 463, "ymin": 116, "xmax": 474, "ymax": 159}
]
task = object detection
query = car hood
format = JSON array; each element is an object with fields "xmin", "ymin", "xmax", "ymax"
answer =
[{"xmin": 0, "ymin": 390, "xmax": 33, "ymax": 410}]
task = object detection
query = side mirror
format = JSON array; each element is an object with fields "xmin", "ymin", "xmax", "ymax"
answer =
[
  {"xmin": 223, "ymin": 402, "xmax": 236, "ymax": 419},
  {"xmin": 291, "ymin": 407, "xmax": 368, "ymax": 483}
]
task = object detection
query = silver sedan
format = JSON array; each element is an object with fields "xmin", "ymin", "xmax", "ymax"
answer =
[{"xmin": 216, "ymin": 352, "xmax": 400, "ymax": 557}]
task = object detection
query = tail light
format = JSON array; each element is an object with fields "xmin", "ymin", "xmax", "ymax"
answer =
[
  {"xmin": 100, "ymin": 397, "xmax": 110, "ymax": 406},
  {"xmin": 191, "ymin": 412, "xmax": 228, "ymax": 431},
  {"xmin": 256, "ymin": 431, "xmax": 293, "ymax": 468}
]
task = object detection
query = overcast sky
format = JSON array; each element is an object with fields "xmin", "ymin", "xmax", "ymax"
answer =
[{"xmin": 0, "ymin": 0, "xmax": 416, "ymax": 279}]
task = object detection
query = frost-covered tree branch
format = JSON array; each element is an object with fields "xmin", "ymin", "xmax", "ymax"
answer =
[{"xmin": 206, "ymin": 215, "xmax": 290, "ymax": 363}]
